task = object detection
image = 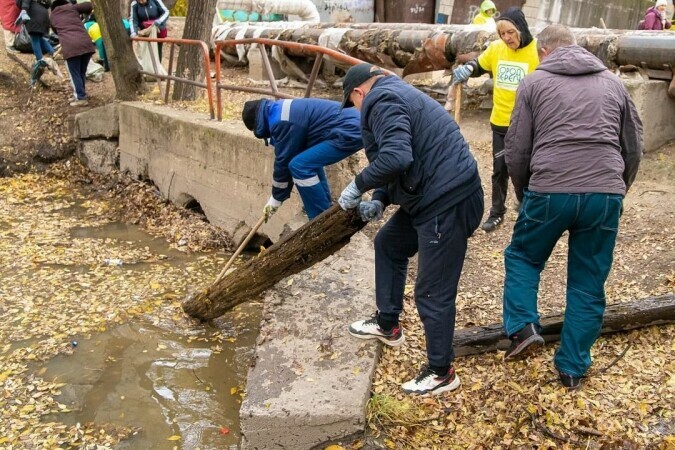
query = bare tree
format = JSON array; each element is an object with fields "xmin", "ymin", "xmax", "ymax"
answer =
[
  {"xmin": 172, "ymin": 0, "xmax": 218, "ymax": 101},
  {"xmin": 93, "ymin": 0, "xmax": 143, "ymax": 100}
]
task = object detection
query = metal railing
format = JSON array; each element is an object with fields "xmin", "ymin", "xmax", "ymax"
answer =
[
  {"xmin": 131, "ymin": 36, "xmax": 216, "ymax": 119},
  {"xmin": 214, "ymin": 38, "xmax": 367, "ymax": 121}
]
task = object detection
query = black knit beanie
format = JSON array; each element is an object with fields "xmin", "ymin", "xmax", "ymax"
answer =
[{"xmin": 242, "ymin": 100, "xmax": 262, "ymax": 131}]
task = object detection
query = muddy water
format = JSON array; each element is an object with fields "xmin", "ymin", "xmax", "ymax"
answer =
[{"xmin": 38, "ymin": 222, "xmax": 260, "ymax": 449}]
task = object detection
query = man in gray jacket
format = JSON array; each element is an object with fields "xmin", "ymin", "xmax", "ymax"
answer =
[{"xmin": 501, "ymin": 24, "xmax": 643, "ymax": 389}]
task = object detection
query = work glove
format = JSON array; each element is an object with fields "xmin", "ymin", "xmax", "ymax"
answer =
[
  {"xmin": 338, "ymin": 180, "xmax": 362, "ymax": 210},
  {"xmin": 263, "ymin": 196, "xmax": 282, "ymax": 222},
  {"xmin": 15, "ymin": 10, "xmax": 30, "ymax": 26},
  {"xmin": 358, "ymin": 200, "xmax": 384, "ymax": 222},
  {"xmin": 452, "ymin": 64, "xmax": 473, "ymax": 85}
]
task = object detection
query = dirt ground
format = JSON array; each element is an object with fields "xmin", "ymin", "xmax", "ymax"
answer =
[{"xmin": 1, "ymin": 34, "xmax": 674, "ymax": 449}]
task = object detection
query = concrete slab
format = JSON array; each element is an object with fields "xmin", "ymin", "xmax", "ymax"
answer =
[
  {"xmin": 624, "ymin": 79, "xmax": 675, "ymax": 152},
  {"xmin": 240, "ymin": 232, "xmax": 379, "ymax": 450},
  {"xmin": 74, "ymin": 103, "xmax": 119, "ymax": 139},
  {"xmin": 117, "ymin": 102, "xmax": 364, "ymax": 245}
]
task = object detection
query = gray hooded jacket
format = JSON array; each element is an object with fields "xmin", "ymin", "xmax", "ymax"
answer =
[{"xmin": 505, "ymin": 45, "xmax": 643, "ymax": 199}]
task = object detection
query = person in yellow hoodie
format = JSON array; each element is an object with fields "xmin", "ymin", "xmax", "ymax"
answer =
[
  {"xmin": 472, "ymin": 0, "xmax": 497, "ymax": 28},
  {"xmin": 453, "ymin": 7, "xmax": 539, "ymax": 232}
]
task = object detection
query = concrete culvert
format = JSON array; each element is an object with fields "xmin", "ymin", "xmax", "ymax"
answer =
[{"xmin": 176, "ymin": 194, "xmax": 208, "ymax": 220}]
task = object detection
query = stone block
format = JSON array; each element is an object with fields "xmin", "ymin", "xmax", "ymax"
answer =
[
  {"xmin": 240, "ymin": 232, "xmax": 379, "ymax": 450},
  {"xmin": 624, "ymin": 79, "xmax": 675, "ymax": 152},
  {"xmin": 74, "ymin": 103, "xmax": 120, "ymax": 139},
  {"xmin": 78, "ymin": 140, "xmax": 119, "ymax": 174}
]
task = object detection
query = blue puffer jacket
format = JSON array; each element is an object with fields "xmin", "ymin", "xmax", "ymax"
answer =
[
  {"xmin": 253, "ymin": 98, "xmax": 363, "ymax": 201},
  {"xmin": 129, "ymin": 0, "xmax": 169, "ymax": 35},
  {"xmin": 355, "ymin": 76, "xmax": 481, "ymax": 220}
]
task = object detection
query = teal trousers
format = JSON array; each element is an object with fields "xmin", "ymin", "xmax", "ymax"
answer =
[{"xmin": 503, "ymin": 191, "xmax": 623, "ymax": 377}]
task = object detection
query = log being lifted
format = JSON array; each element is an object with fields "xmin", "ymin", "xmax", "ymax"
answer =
[
  {"xmin": 454, "ymin": 294, "xmax": 675, "ymax": 357},
  {"xmin": 182, "ymin": 205, "xmax": 366, "ymax": 320},
  {"xmin": 212, "ymin": 22, "xmax": 675, "ymax": 76}
]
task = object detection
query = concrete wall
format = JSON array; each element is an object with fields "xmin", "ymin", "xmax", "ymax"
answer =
[{"xmin": 117, "ymin": 102, "xmax": 362, "ymax": 245}]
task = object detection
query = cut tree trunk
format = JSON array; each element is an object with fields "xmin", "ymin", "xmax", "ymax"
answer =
[
  {"xmin": 172, "ymin": 0, "xmax": 218, "ymax": 101},
  {"xmin": 93, "ymin": 0, "xmax": 143, "ymax": 101},
  {"xmin": 182, "ymin": 205, "xmax": 367, "ymax": 320},
  {"xmin": 453, "ymin": 294, "xmax": 675, "ymax": 357}
]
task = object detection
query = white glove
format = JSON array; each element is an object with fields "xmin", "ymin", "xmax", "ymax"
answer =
[
  {"xmin": 263, "ymin": 196, "xmax": 282, "ymax": 221},
  {"xmin": 338, "ymin": 180, "xmax": 362, "ymax": 210}
]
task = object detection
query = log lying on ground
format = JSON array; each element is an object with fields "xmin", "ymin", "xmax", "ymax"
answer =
[
  {"xmin": 182, "ymin": 204, "xmax": 366, "ymax": 320},
  {"xmin": 454, "ymin": 294, "xmax": 675, "ymax": 357}
]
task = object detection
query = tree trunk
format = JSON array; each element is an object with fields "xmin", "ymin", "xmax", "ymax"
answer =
[
  {"xmin": 172, "ymin": 0, "xmax": 218, "ymax": 101},
  {"xmin": 453, "ymin": 294, "xmax": 675, "ymax": 357},
  {"xmin": 93, "ymin": 0, "xmax": 143, "ymax": 101},
  {"xmin": 182, "ymin": 205, "xmax": 367, "ymax": 320}
]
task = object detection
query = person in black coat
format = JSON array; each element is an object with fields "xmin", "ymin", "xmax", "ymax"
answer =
[
  {"xmin": 15, "ymin": 0, "xmax": 58, "ymax": 71},
  {"xmin": 338, "ymin": 63, "xmax": 484, "ymax": 396}
]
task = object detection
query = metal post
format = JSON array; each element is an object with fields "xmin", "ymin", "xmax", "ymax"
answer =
[
  {"xmin": 259, "ymin": 45, "xmax": 280, "ymax": 94},
  {"xmin": 165, "ymin": 43, "xmax": 176, "ymax": 104},
  {"xmin": 305, "ymin": 53, "xmax": 324, "ymax": 98}
]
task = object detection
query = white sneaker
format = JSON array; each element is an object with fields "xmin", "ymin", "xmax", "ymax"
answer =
[
  {"xmin": 348, "ymin": 314, "xmax": 405, "ymax": 346},
  {"xmin": 401, "ymin": 366, "xmax": 461, "ymax": 395},
  {"xmin": 69, "ymin": 99, "xmax": 89, "ymax": 107}
]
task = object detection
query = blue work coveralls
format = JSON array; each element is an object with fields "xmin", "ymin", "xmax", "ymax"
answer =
[{"xmin": 253, "ymin": 98, "xmax": 363, "ymax": 219}]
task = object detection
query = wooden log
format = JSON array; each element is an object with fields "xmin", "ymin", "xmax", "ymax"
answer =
[
  {"xmin": 453, "ymin": 294, "xmax": 675, "ymax": 357},
  {"xmin": 182, "ymin": 204, "xmax": 366, "ymax": 320}
]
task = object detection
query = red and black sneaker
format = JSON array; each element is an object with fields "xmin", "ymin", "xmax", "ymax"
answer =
[
  {"xmin": 401, "ymin": 365, "xmax": 461, "ymax": 395},
  {"xmin": 348, "ymin": 314, "xmax": 405, "ymax": 346}
]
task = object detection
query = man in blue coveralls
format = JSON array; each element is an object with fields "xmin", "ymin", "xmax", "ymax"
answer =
[{"xmin": 242, "ymin": 98, "xmax": 363, "ymax": 220}]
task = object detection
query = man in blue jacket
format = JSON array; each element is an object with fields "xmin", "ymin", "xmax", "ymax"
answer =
[
  {"xmin": 242, "ymin": 98, "xmax": 363, "ymax": 220},
  {"xmin": 338, "ymin": 64, "xmax": 484, "ymax": 395}
]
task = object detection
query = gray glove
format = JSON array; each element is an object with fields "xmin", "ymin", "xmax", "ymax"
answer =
[
  {"xmin": 15, "ymin": 10, "xmax": 30, "ymax": 26},
  {"xmin": 338, "ymin": 180, "xmax": 362, "ymax": 210},
  {"xmin": 358, "ymin": 200, "xmax": 384, "ymax": 222},
  {"xmin": 452, "ymin": 64, "xmax": 473, "ymax": 85}
]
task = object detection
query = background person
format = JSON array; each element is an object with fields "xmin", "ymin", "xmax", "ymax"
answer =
[
  {"xmin": 49, "ymin": 0, "xmax": 95, "ymax": 106},
  {"xmin": 339, "ymin": 63, "xmax": 483, "ymax": 396},
  {"xmin": 0, "ymin": 0, "xmax": 20, "ymax": 53},
  {"xmin": 641, "ymin": 0, "xmax": 672, "ymax": 30},
  {"xmin": 472, "ymin": 0, "xmax": 497, "ymax": 29},
  {"xmin": 453, "ymin": 7, "xmax": 538, "ymax": 232},
  {"xmin": 129, "ymin": 0, "xmax": 169, "ymax": 60},
  {"xmin": 15, "ymin": 0, "xmax": 61, "ymax": 79},
  {"xmin": 242, "ymin": 98, "xmax": 363, "ymax": 220},
  {"xmin": 500, "ymin": 24, "xmax": 643, "ymax": 389}
]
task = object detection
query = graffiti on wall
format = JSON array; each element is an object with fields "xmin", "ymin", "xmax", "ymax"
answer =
[{"xmin": 322, "ymin": 0, "xmax": 373, "ymax": 14}]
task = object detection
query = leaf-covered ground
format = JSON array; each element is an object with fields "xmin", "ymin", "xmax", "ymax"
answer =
[{"xmin": 355, "ymin": 140, "xmax": 675, "ymax": 450}]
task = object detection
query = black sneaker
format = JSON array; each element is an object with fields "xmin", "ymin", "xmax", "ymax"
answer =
[
  {"xmin": 504, "ymin": 323, "xmax": 544, "ymax": 360},
  {"xmin": 481, "ymin": 215, "xmax": 504, "ymax": 232},
  {"xmin": 401, "ymin": 365, "xmax": 461, "ymax": 395},
  {"xmin": 558, "ymin": 371, "xmax": 582, "ymax": 390},
  {"xmin": 348, "ymin": 314, "xmax": 405, "ymax": 346}
]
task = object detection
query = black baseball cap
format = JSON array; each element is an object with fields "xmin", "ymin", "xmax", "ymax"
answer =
[{"xmin": 341, "ymin": 63, "xmax": 385, "ymax": 108}]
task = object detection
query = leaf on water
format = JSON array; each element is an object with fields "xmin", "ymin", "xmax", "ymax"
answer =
[
  {"xmin": 230, "ymin": 387, "xmax": 237, "ymax": 395},
  {"xmin": 167, "ymin": 435, "xmax": 181, "ymax": 441}
]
